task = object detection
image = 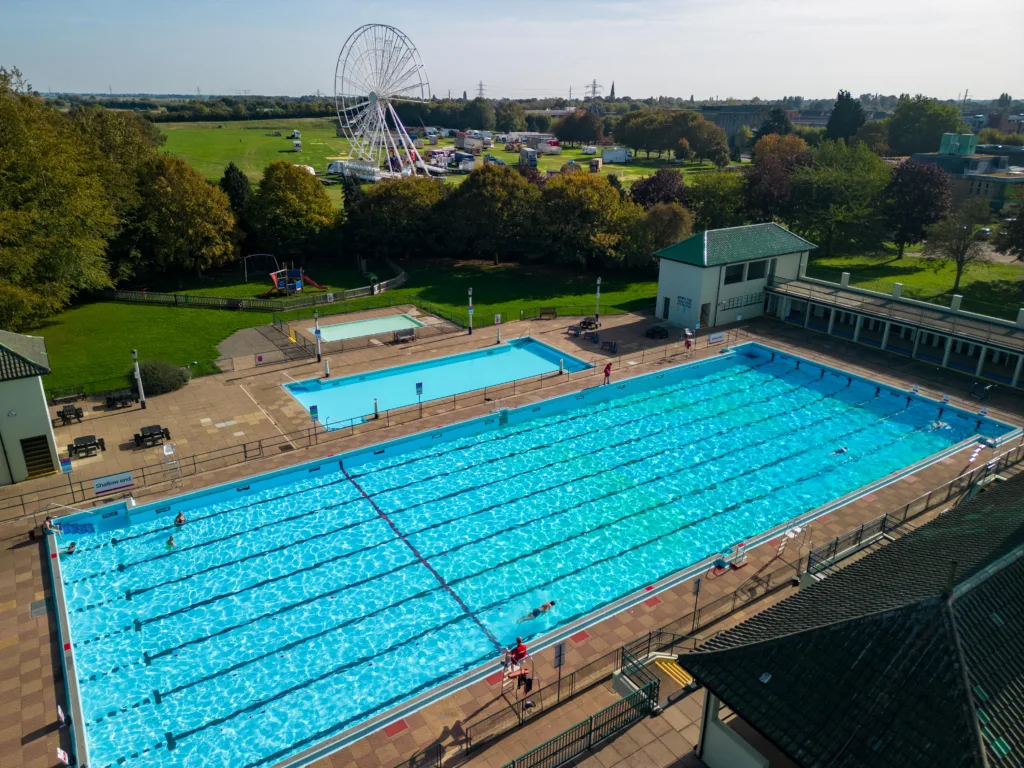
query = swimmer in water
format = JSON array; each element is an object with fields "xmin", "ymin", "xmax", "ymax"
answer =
[
  {"xmin": 518, "ymin": 601, "xmax": 556, "ymax": 623},
  {"xmin": 166, "ymin": 535, "xmax": 176, "ymax": 550},
  {"xmin": 931, "ymin": 420, "xmax": 950, "ymax": 430},
  {"xmin": 833, "ymin": 446, "xmax": 848, "ymax": 455},
  {"xmin": 66, "ymin": 542, "xmax": 77, "ymax": 555},
  {"xmin": 174, "ymin": 512, "xmax": 186, "ymax": 526}
]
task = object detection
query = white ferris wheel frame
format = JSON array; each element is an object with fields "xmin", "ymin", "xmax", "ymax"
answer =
[{"xmin": 334, "ymin": 24, "xmax": 440, "ymax": 178}]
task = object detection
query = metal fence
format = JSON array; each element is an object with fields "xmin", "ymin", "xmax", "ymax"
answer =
[
  {"xmin": 465, "ymin": 647, "xmax": 623, "ymax": 753},
  {"xmin": 500, "ymin": 683, "xmax": 658, "ymax": 768},
  {"xmin": 111, "ymin": 259, "xmax": 408, "ymax": 313},
  {"xmin": 806, "ymin": 513, "xmax": 905, "ymax": 574},
  {"xmin": 389, "ymin": 744, "xmax": 442, "ymax": 768}
]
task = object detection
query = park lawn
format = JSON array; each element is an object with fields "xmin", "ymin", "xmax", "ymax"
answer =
[
  {"xmin": 806, "ymin": 251, "xmax": 1024, "ymax": 319},
  {"xmin": 160, "ymin": 119, "xmax": 738, "ymax": 193},
  {"xmin": 160, "ymin": 117, "xmax": 350, "ymax": 181},
  {"xmin": 33, "ymin": 261, "xmax": 657, "ymax": 389}
]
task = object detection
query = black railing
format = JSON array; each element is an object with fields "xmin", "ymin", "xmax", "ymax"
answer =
[
  {"xmin": 389, "ymin": 744, "xmax": 442, "ymax": 768},
  {"xmin": 500, "ymin": 683, "xmax": 658, "ymax": 768},
  {"xmin": 806, "ymin": 513, "xmax": 905, "ymax": 574}
]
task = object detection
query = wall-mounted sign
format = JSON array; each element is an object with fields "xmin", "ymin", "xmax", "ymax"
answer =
[
  {"xmin": 709, "ymin": 332, "xmax": 726, "ymax": 345},
  {"xmin": 93, "ymin": 471, "xmax": 134, "ymax": 496},
  {"xmin": 676, "ymin": 296, "xmax": 691, "ymax": 309}
]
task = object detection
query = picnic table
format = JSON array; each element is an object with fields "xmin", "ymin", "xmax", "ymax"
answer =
[
  {"xmin": 105, "ymin": 389, "xmax": 138, "ymax": 409},
  {"xmin": 579, "ymin": 317, "xmax": 601, "ymax": 330},
  {"xmin": 134, "ymin": 425, "xmax": 171, "ymax": 447},
  {"xmin": 53, "ymin": 405, "xmax": 84, "ymax": 427},
  {"xmin": 68, "ymin": 435, "xmax": 105, "ymax": 457}
]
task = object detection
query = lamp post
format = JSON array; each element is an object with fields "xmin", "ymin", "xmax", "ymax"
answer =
[
  {"xmin": 595, "ymin": 277, "xmax": 602, "ymax": 323},
  {"xmin": 132, "ymin": 349, "xmax": 147, "ymax": 410},
  {"xmin": 314, "ymin": 309, "xmax": 322, "ymax": 363},
  {"xmin": 468, "ymin": 287, "xmax": 474, "ymax": 335}
]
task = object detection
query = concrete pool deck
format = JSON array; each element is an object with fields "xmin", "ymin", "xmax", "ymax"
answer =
[{"xmin": 1, "ymin": 314, "xmax": 1022, "ymax": 768}]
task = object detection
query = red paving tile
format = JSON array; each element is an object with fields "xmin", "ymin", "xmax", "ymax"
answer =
[
  {"xmin": 643, "ymin": 596, "xmax": 663, "ymax": 608},
  {"xmin": 383, "ymin": 719, "xmax": 408, "ymax": 738},
  {"xmin": 485, "ymin": 671, "xmax": 504, "ymax": 686},
  {"xmin": 570, "ymin": 630, "xmax": 591, "ymax": 643}
]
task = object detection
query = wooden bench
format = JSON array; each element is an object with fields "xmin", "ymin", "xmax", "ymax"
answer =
[
  {"xmin": 538, "ymin": 307, "xmax": 557, "ymax": 320},
  {"xmin": 393, "ymin": 327, "xmax": 416, "ymax": 343}
]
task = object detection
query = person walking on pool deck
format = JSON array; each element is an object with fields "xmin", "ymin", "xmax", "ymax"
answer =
[
  {"xmin": 518, "ymin": 600, "xmax": 556, "ymax": 623},
  {"xmin": 603, "ymin": 363, "xmax": 612, "ymax": 385},
  {"xmin": 174, "ymin": 512, "xmax": 186, "ymax": 526}
]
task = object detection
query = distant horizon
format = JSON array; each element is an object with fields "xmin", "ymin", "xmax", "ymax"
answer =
[{"xmin": 3, "ymin": 0, "xmax": 1020, "ymax": 101}]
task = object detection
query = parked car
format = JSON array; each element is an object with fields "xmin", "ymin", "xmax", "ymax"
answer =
[{"xmin": 975, "ymin": 227, "xmax": 993, "ymax": 241}]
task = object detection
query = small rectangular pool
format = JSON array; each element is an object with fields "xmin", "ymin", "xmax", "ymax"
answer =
[
  {"xmin": 285, "ymin": 337, "xmax": 592, "ymax": 426},
  {"xmin": 310, "ymin": 314, "xmax": 424, "ymax": 342}
]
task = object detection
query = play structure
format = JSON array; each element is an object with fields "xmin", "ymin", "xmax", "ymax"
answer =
[{"xmin": 259, "ymin": 262, "xmax": 327, "ymax": 297}]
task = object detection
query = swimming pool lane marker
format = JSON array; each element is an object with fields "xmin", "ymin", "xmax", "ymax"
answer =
[{"xmin": 341, "ymin": 464, "xmax": 504, "ymax": 653}]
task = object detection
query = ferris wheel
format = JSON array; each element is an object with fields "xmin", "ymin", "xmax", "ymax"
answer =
[{"xmin": 334, "ymin": 24, "xmax": 441, "ymax": 179}]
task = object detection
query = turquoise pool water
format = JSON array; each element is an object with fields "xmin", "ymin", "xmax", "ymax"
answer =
[
  {"xmin": 310, "ymin": 314, "xmax": 423, "ymax": 342},
  {"xmin": 56, "ymin": 345, "xmax": 1012, "ymax": 768},
  {"xmin": 285, "ymin": 337, "xmax": 591, "ymax": 427}
]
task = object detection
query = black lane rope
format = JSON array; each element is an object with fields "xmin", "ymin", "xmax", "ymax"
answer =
[
  {"xmin": 442, "ymin": 407, "xmax": 912, "ymax": 596},
  {"xmin": 154, "ymin": 411, "xmax": 922, "ymax": 762},
  {"xmin": 77, "ymin": 367, "xmax": 800, "ymax": 607},
  {"xmin": 349, "ymin": 363, "xmax": 766, "ymax": 479},
  {"xmin": 77, "ymin": 362, "xmax": 761, "ymax": 557},
  {"xmin": 91, "ymin": 384, "xmax": 849, "ymax": 655},
  {"xmin": 342, "ymin": 466, "xmax": 503, "ymax": 653},
  {"xmin": 83, "ymin": 377, "xmax": 825, "ymax": 623},
  {"xmin": 96, "ymin": 366, "xmax": 779, "ymax": 581}
]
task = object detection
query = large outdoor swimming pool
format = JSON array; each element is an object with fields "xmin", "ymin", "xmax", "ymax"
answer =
[
  {"xmin": 54, "ymin": 344, "xmax": 1014, "ymax": 768},
  {"xmin": 285, "ymin": 337, "xmax": 591, "ymax": 426}
]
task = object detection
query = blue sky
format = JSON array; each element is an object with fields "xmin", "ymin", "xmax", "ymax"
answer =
[{"xmin": 2, "ymin": 0, "xmax": 1020, "ymax": 99}]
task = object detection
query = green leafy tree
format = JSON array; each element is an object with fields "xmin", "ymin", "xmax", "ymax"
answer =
[
  {"xmin": 754, "ymin": 107, "xmax": 793, "ymax": 140},
  {"xmin": 994, "ymin": 188, "xmax": 1024, "ymax": 261},
  {"xmin": 247, "ymin": 161, "xmax": 338, "ymax": 260},
  {"xmin": 495, "ymin": 100, "xmax": 526, "ymax": 132},
  {"xmin": 465, "ymin": 97, "xmax": 495, "ymax": 130},
  {"xmin": 525, "ymin": 114, "xmax": 551, "ymax": 133},
  {"xmin": 613, "ymin": 110, "xmax": 656, "ymax": 157},
  {"xmin": 608, "ymin": 81, "xmax": 615, "ymax": 100},
  {"xmin": 752, "ymin": 133, "xmax": 809, "ymax": 165},
  {"xmin": 447, "ymin": 165, "xmax": 540, "ymax": 264},
  {"xmin": 553, "ymin": 110, "xmax": 603, "ymax": 146},
  {"xmin": 219, "ymin": 162, "xmax": 252, "ymax": 215},
  {"xmin": 884, "ymin": 96, "xmax": 965, "ymax": 155},
  {"xmin": 792, "ymin": 125, "xmax": 825, "ymax": 147},
  {"xmin": 538, "ymin": 173, "xmax": 633, "ymax": 267},
  {"xmin": 921, "ymin": 200, "xmax": 991, "ymax": 292},
  {"xmin": 618, "ymin": 202, "xmax": 694, "ymax": 269},
  {"xmin": 126, "ymin": 156, "xmax": 238, "ymax": 275},
  {"xmin": 825, "ymin": 90, "xmax": 866, "ymax": 142},
  {"xmin": 997, "ymin": 93, "xmax": 1013, "ymax": 114},
  {"xmin": 790, "ymin": 140, "xmax": 891, "ymax": 256},
  {"xmin": 854, "ymin": 121, "xmax": 889, "ymax": 155},
  {"xmin": 734, "ymin": 124, "xmax": 754, "ymax": 154},
  {"xmin": 978, "ymin": 128, "xmax": 1024, "ymax": 147},
  {"xmin": 346, "ymin": 176, "xmax": 449, "ymax": 260},
  {"xmin": 606, "ymin": 173, "xmax": 625, "ymax": 200},
  {"xmin": 883, "ymin": 159, "xmax": 951, "ymax": 257},
  {"xmin": 0, "ymin": 67, "xmax": 116, "ymax": 329},
  {"xmin": 687, "ymin": 171, "xmax": 746, "ymax": 231},
  {"xmin": 688, "ymin": 120, "xmax": 728, "ymax": 165}
]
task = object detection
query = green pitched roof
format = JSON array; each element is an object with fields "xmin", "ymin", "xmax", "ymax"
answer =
[
  {"xmin": 656, "ymin": 222, "xmax": 816, "ymax": 267},
  {"xmin": 0, "ymin": 330, "xmax": 50, "ymax": 381},
  {"xmin": 682, "ymin": 473, "xmax": 1024, "ymax": 768}
]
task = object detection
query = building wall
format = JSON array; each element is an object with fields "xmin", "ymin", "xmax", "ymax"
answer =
[
  {"xmin": 0, "ymin": 376, "xmax": 58, "ymax": 485},
  {"xmin": 656, "ymin": 251, "xmax": 807, "ymax": 329}
]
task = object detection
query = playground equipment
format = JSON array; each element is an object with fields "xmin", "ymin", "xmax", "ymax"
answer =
[
  {"xmin": 243, "ymin": 253, "xmax": 280, "ymax": 283},
  {"xmin": 259, "ymin": 262, "xmax": 327, "ymax": 297},
  {"xmin": 334, "ymin": 24, "xmax": 444, "ymax": 180}
]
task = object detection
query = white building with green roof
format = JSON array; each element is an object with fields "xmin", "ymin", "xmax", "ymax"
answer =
[
  {"xmin": 654, "ymin": 223, "xmax": 817, "ymax": 329},
  {"xmin": 0, "ymin": 330, "xmax": 59, "ymax": 484}
]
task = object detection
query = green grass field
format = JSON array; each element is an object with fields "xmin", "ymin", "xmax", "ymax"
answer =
[
  {"xmin": 35, "ymin": 261, "xmax": 656, "ymax": 388},
  {"xmin": 142, "ymin": 260, "xmax": 369, "ymax": 298},
  {"xmin": 159, "ymin": 117, "xmax": 740, "ymax": 197}
]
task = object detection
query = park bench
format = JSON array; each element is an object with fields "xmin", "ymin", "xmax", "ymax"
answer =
[
  {"xmin": 68, "ymin": 435, "xmax": 105, "ymax": 457},
  {"xmin": 393, "ymin": 327, "xmax": 416, "ymax": 343},
  {"xmin": 600, "ymin": 340, "xmax": 618, "ymax": 354},
  {"xmin": 538, "ymin": 307, "xmax": 557, "ymax": 320},
  {"xmin": 105, "ymin": 389, "xmax": 138, "ymax": 409}
]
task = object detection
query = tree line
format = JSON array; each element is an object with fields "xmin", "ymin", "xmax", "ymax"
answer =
[{"xmin": 0, "ymin": 68, "xmax": 342, "ymax": 331}]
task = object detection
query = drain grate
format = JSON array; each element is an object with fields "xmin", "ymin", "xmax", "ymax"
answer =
[{"xmin": 30, "ymin": 599, "xmax": 50, "ymax": 618}]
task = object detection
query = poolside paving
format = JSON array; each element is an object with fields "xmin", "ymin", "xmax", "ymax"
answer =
[{"xmin": 0, "ymin": 312, "xmax": 1021, "ymax": 768}]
